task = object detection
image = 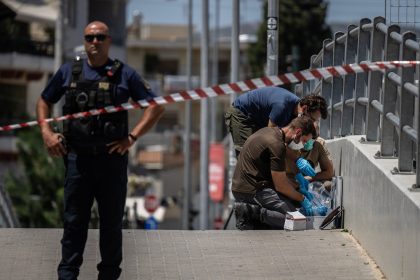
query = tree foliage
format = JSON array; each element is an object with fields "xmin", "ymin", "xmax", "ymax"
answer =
[
  {"xmin": 247, "ymin": 0, "xmax": 331, "ymax": 77},
  {"xmin": 5, "ymin": 128, "xmax": 64, "ymax": 227}
]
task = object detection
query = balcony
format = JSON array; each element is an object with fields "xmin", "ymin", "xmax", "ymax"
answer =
[
  {"xmin": 0, "ymin": 38, "xmax": 55, "ymax": 73},
  {"xmin": 0, "ymin": 38, "xmax": 54, "ymax": 58}
]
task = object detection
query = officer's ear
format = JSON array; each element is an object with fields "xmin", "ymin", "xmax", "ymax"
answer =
[{"xmin": 299, "ymin": 105, "xmax": 308, "ymax": 115}]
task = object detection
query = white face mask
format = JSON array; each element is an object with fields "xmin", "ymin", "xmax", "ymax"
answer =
[{"xmin": 288, "ymin": 139, "xmax": 304, "ymax": 150}]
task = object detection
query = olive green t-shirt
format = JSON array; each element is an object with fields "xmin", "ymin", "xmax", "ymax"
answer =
[{"xmin": 232, "ymin": 127, "xmax": 286, "ymax": 194}]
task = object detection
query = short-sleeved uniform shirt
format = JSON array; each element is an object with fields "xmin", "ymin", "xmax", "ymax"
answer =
[
  {"xmin": 285, "ymin": 140, "xmax": 331, "ymax": 179},
  {"xmin": 233, "ymin": 87, "xmax": 300, "ymax": 129},
  {"xmin": 41, "ymin": 58, "xmax": 156, "ymax": 104},
  {"xmin": 232, "ymin": 127, "xmax": 286, "ymax": 194}
]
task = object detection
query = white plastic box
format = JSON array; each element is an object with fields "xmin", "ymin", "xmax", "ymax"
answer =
[
  {"xmin": 284, "ymin": 212, "xmax": 333, "ymax": 230},
  {"xmin": 284, "ymin": 211, "xmax": 307, "ymax": 231}
]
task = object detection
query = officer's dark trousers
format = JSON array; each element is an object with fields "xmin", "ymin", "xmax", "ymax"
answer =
[
  {"xmin": 233, "ymin": 188, "xmax": 298, "ymax": 229},
  {"xmin": 58, "ymin": 152, "xmax": 128, "ymax": 280}
]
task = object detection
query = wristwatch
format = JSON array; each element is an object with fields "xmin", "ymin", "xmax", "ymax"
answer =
[{"xmin": 128, "ymin": 133, "xmax": 137, "ymax": 141}]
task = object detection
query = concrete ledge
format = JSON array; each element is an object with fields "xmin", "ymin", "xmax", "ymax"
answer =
[{"xmin": 326, "ymin": 136, "xmax": 420, "ymax": 280}]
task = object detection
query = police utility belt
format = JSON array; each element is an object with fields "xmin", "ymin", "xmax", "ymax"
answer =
[{"xmin": 62, "ymin": 58, "xmax": 127, "ymax": 155}]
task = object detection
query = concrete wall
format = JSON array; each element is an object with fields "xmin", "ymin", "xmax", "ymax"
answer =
[{"xmin": 326, "ymin": 136, "xmax": 420, "ymax": 280}]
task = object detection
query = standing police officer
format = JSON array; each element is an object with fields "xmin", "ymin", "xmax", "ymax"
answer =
[{"xmin": 36, "ymin": 21, "xmax": 164, "ymax": 280}]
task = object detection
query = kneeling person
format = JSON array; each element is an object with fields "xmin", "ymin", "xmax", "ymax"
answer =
[{"xmin": 232, "ymin": 116, "xmax": 318, "ymax": 230}]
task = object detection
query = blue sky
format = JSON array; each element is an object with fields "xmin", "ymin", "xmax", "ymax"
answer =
[{"xmin": 126, "ymin": 0, "xmax": 386, "ymax": 29}]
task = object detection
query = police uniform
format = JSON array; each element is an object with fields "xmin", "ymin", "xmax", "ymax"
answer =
[{"xmin": 41, "ymin": 57, "xmax": 156, "ymax": 280}]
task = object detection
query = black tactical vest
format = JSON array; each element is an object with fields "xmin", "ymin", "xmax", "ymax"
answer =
[{"xmin": 62, "ymin": 57, "xmax": 128, "ymax": 154}]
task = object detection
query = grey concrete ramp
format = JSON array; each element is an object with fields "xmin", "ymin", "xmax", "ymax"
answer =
[{"xmin": 0, "ymin": 229, "xmax": 384, "ymax": 280}]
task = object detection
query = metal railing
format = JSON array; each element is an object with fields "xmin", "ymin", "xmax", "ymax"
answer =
[{"xmin": 299, "ymin": 16, "xmax": 420, "ymax": 189}]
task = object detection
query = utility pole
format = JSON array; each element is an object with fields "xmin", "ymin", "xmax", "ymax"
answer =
[
  {"xmin": 209, "ymin": 0, "xmax": 220, "ymax": 228},
  {"xmin": 210, "ymin": 0, "xmax": 220, "ymax": 143},
  {"xmin": 266, "ymin": 0, "xmax": 279, "ymax": 75},
  {"xmin": 231, "ymin": 0, "xmax": 239, "ymax": 94},
  {"xmin": 54, "ymin": 0, "xmax": 65, "ymax": 117},
  {"xmin": 199, "ymin": 0, "xmax": 209, "ymax": 230},
  {"xmin": 182, "ymin": 0, "xmax": 193, "ymax": 230},
  {"xmin": 227, "ymin": 0, "xmax": 239, "ymax": 206},
  {"xmin": 54, "ymin": 0, "xmax": 64, "ymax": 72}
]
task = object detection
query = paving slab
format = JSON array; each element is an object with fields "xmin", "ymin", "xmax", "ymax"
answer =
[{"xmin": 0, "ymin": 229, "xmax": 385, "ymax": 280}]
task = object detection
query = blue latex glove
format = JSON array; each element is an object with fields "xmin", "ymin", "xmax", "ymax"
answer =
[
  {"xmin": 300, "ymin": 197, "xmax": 313, "ymax": 216},
  {"xmin": 295, "ymin": 173, "xmax": 309, "ymax": 191},
  {"xmin": 296, "ymin": 157, "xmax": 316, "ymax": 177},
  {"xmin": 314, "ymin": 205, "xmax": 328, "ymax": 216},
  {"xmin": 300, "ymin": 188, "xmax": 314, "ymax": 202},
  {"xmin": 295, "ymin": 173, "xmax": 313, "ymax": 201}
]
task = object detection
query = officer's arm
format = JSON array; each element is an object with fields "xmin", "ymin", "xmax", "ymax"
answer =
[
  {"xmin": 36, "ymin": 97, "xmax": 53, "ymax": 134},
  {"xmin": 36, "ymin": 97, "xmax": 66, "ymax": 156},
  {"xmin": 310, "ymin": 145, "xmax": 334, "ymax": 182},
  {"xmin": 271, "ymin": 170, "xmax": 305, "ymax": 202},
  {"xmin": 129, "ymin": 104, "xmax": 165, "ymax": 139},
  {"xmin": 310, "ymin": 159, "xmax": 333, "ymax": 182}
]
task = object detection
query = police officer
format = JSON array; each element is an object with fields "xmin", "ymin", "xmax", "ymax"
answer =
[{"xmin": 36, "ymin": 21, "xmax": 164, "ymax": 280}]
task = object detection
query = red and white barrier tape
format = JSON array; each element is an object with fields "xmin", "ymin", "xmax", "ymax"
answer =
[{"xmin": 1, "ymin": 60, "xmax": 419, "ymax": 132}]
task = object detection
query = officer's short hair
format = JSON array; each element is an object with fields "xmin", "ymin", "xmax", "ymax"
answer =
[
  {"xmin": 289, "ymin": 116, "xmax": 317, "ymax": 139},
  {"xmin": 299, "ymin": 94, "xmax": 328, "ymax": 119}
]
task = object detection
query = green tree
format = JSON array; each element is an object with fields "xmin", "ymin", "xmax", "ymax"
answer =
[
  {"xmin": 5, "ymin": 128, "xmax": 64, "ymax": 227},
  {"xmin": 247, "ymin": 0, "xmax": 331, "ymax": 77}
]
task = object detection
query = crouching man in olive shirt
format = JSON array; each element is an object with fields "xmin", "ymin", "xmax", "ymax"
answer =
[{"xmin": 232, "ymin": 116, "xmax": 317, "ymax": 230}]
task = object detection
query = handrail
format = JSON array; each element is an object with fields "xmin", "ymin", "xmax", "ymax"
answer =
[
  {"xmin": 404, "ymin": 82, "xmax": 418, "ymax": 98},
  {"xmin": 301, "ymin": 16, "xmax": 420, "ymax": 188},
  {"xmin": 325, "ymin": 33, "xmax": 346, "ymax": 50},
  {"xmin": 361, "ymin": 23, "xmax": 373, "ymax": 31},
  {"xmin": 405, "ymin": 39, "xmax": 420, "ymax": 51},
  {"xmin": 349, "ymin": 27, "xmax": 360, "ymax": 37}
]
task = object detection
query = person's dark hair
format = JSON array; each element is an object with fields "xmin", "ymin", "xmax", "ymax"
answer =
[
  {"xmin": 289, "ymin": 115, "xmax": 317, "ymax": 139},
  {"xmin": 299, "ymin": 94, "xmax": 328, "ymax": 119}
]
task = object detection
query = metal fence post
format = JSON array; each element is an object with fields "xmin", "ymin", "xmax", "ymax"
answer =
[
  {"xmin": 331, "ymin": 32, "xmax": 345, "ymax": 137},
  {"xmin": 366, "ymin": 16, "xmax": 386, "ymax": 141},
  {"xmin": 320, "ymin": 39, "xmax": 333, "ymax": 139},
  {"xmin": 302, "ymin": 55, "xmax": 318, "ymax": 96},
  {"xmin": 353, "ymin": 18, "xmax": 372, "ymax": 135},
  {"xmin": 302, "ymin": 56, "xmax": 311, "ymax": 96},
  {"xmin": 341, "ymin": 25, "xmax": 358, "ymax": 136},
  {"xmin": 399, "ymin": 32, "xmax": 417, "ymax": 172},
  {"xmin": 380, "ymin": 25, "xmax": 401, "ymax": 156},
  {"xmin": 295, "ymin": 84, "xmax": 303, "ymax": 98}
]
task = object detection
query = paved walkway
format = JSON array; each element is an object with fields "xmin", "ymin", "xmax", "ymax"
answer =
[{"xmin": 0, "ymin": 229, "xmax": 385, "ymax": 280}]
